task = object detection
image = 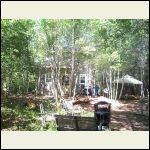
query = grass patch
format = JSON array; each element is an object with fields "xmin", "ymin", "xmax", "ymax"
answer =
[
  {"xmin": 1, "ymin": 97, "xmax": 96, "ymax": 131},
  {"xmin": 1, "ymin": 98, "xmax": 58, "ymax": 131}
]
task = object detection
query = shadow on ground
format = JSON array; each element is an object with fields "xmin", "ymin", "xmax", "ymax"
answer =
[{"xmin": 110, "ymin": 111, "xmax": 149, "ymax": 131}]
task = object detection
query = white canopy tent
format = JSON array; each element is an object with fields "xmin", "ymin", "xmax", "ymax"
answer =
[
  {"xmin": 113, "ymin": 75, "xmax": 143, "ymax": 99},
  {"xmin": 113, "ymin": 75, "xmax": 143, "ymax": 85}
]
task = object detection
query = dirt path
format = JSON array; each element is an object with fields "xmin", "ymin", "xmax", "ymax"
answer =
[
  {"xmin": 75, "ymin": 96, "xmax": 149, "ymax": 131},
  {"xmin": 110, "ymin": 101, "xmax": 149, "ymax": 131}
]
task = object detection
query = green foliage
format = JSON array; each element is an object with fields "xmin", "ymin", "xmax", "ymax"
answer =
[
  {"xmin": 1, "ymin": 98, "xmax": 58, "ymax": 131},
  {"xmin": 1, "ymin": 101, "xmax": 41, "ymax": 131},
  {"xmin": 1, "ymin": 19, "xmax": 149, "ymax": 131},
  {"xmin": 140, "ymin": 96, "xmax": 149, "ymax": 103},
  {"xmin": 46, "ymin": 122, "xmax": 57, "ymax": 131},
  {"xmin": 1, "ymin": 19, "xmax": 37, "ymax": 94},
  {"xmin": 92, "ymin": 19, "xmax": 149, "ymax": 82},
  {"xmin": 1, "ymin": 19, "xmax": 149, "ymax": 96}
]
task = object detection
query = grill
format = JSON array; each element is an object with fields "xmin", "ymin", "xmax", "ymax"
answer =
[{"xmin": 94, "ymin": 101, "xmax": 111, "ymax": 131}]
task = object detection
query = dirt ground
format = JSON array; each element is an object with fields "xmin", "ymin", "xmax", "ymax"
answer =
[
  {"xmin": 74, "ymin": 96, "xmax": 149, "ymax": 131},
  {"xmin": 1, "ymin": 95, "xmax": 149, "ymax": 131}
]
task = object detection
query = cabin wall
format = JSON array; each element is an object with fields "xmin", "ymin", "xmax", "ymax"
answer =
[{"xmin": 38, "ymin": 67, "xmax": 94, "ymax": 96}]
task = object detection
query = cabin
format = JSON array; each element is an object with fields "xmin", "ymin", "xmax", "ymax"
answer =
[{"xmin": 36, "ymin": 57, "xmax": 96, "ymax": 96}]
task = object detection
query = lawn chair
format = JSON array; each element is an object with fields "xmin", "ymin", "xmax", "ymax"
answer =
[
  {"xmin": 63, "ymin": 100, "xmax": 74, "ymax": 115},
  {"xmin": 94, "ymin": 101, "xmax": 111, "ymax": 131},
  {"xmin": 63, "ymin": 100, "xmax": 83, "ymax": 115}
]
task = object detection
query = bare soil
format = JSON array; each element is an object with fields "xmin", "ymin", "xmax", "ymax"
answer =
[{"xmin": 74, "ymin": 96, "xmax": 149, "ymax": 131}]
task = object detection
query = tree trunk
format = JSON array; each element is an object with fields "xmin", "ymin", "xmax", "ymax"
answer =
[
  {"xmin": 115, "ymin": 68, "xmax": 119, "ymax": 101},
  {"xmin": 73, "ymin": 75, "xmax": 78, "ymax": 100},
  {"xmin": 102, "ymin": 71, "xmax": 105, "ymax": 86},
  {"xmin": 69, "ymin": 21, "xmax": 76, "ymax": 97},
  {"xmin": 36, "ymin": 71, "xmax": 41, "ymax": 95},
  {"xmin": 105, "ymin": 70, "xmax": 109, "ymax": 98},
  {"xmin": 141, "ymin": 68, "xmax": 144, "ymax": 97},
  {"xmin": 110, "ymin": 69, "xmax": 112, "ymax": 100},
  {"xmin": 113, "ymin": 70, "xmax": 116, "ymax": 100},
  {"xmin": 26, "ymin": 72, "xmax": 29, "ymax": 94},
  {"xmin": 119, "ymin": 81, "xmax": 124, "ymax": 100}
]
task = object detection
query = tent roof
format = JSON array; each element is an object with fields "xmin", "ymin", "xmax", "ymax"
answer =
[{"xmin": 113, "ymin": 75, "xmax": 143, "ymax": 85}]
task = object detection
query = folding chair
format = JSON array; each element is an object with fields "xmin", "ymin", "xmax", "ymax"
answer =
[{"xmin": 39, "ymin": 103, "xmax": 47, "ymax": 126}]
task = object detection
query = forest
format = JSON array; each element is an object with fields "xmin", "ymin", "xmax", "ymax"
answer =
[{"xmin": 1, "ymin": 19, "xmax": 149, "ymax": 131}]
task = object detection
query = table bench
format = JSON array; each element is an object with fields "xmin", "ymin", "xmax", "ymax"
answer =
[{"xmin": 55, "ymin": 115, "xmax": 98, "ymax": 131}]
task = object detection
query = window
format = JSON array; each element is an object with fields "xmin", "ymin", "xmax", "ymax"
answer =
[
  {"xmin": 79, "ymin": 74, "xmax": 86, "ymax": 85},
  {"xmin": 62, "ymin": 75, "xmax": 69, "ymax": 85},
  {"xmin": 46, "ymin": 73, "xmax": 51, "ymax": 82}
]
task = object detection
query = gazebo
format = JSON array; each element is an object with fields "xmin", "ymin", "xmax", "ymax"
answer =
[
  {"xmin": 113, "ymin": 75, "xmax": 143, "ymax": 85},
  {"xmin": 113, "ymin": 74, "xmax": 143, "ymax": 99}
]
